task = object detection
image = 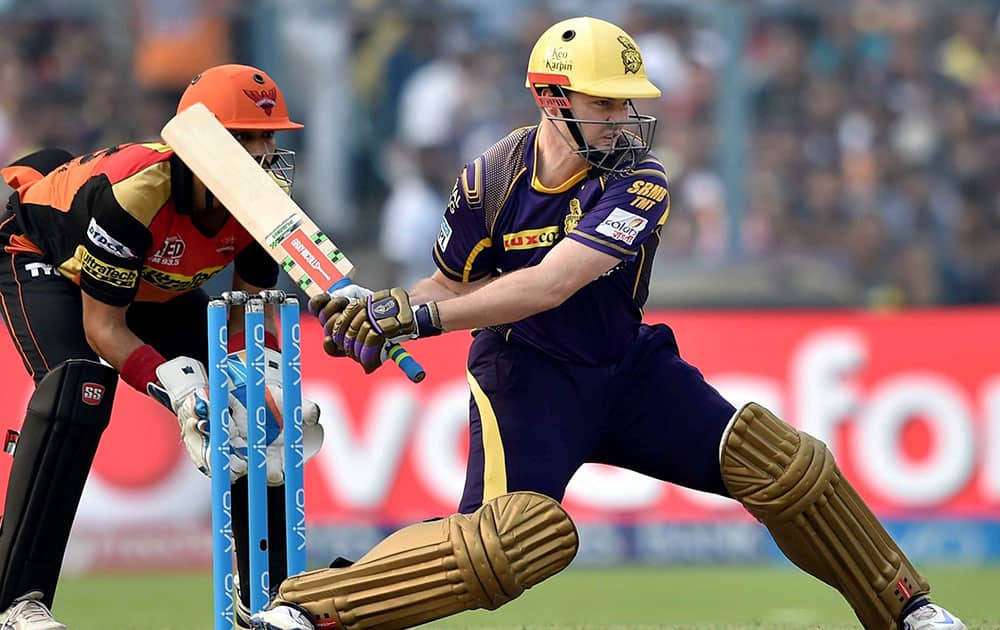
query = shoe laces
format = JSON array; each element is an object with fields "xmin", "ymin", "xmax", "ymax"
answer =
[{"xmin": 17, "ymin": 600, "xmax": 55, "ymax": 622}]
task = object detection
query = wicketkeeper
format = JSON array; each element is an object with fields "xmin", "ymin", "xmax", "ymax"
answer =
[{"xmin": 0, "ymin": 64, "xmax": 323, "ymax": 629}]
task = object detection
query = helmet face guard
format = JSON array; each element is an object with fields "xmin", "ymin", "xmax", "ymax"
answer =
[
  {"xmin": 532, "ymin": 83, "xmax": 657, "ymax": 174},
  {"xmin": 179, "ymin": 64, "xmax": 303, "ymax": 197},
  {"xmin": 256, "ymin": 148, "xmax": 296, "ymax": 194}
]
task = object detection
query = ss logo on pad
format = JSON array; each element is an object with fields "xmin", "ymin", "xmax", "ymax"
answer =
[{"xmin": 81, "ymin": 383, "xmax": 106, "ymax": 405}]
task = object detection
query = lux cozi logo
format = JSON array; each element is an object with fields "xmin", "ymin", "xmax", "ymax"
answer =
[{"xmin": 502, "ymin": 226, "xmax": 559, "ymax": 251}]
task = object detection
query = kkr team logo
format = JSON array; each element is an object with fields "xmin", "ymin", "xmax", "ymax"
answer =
[
  {"xmin": 618, "ymin": 35, "xmax": 642, "ymax": 74},
  {"xmin": 372, "ymin": 298, "xmax": 398, "ymax": 318},
  {"xmin": 243, "ymin": 88, "xmax": 277, "ymax": 116},
  {"xmin": 564, "ymin": 198, "xmax": 583, "ymax": 233},
  {"xmin": 446, "ymin": 180, "xmax": 460, "ymax": 214}
]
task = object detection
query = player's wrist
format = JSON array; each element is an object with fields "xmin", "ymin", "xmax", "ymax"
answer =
[
  {"xmin": 121, "ymin": 344, "xmax": 168, "ymax": 393},
  {"xmin": 413, "ymin": 302, "xmax": 443, "ymax": 338}
]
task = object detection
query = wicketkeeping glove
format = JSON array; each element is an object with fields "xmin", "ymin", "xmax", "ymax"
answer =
[
  {"xmin": 224, "ymin": 347, "xmax": 324, "ymax": 486},
  {"xmin": 328, "ymin": 287, "xmax": 442, "ymax": 373},
  {"xmin": 147, "ymin": 356, "xmax": 248, "ymax": 482}
]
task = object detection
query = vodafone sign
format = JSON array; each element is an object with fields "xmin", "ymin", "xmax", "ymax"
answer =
[{"xmin": 1, "ymin": 308, "xmax": 998, "ymax": 530}]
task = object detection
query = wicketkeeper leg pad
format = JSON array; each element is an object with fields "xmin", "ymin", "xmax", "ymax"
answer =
[
  {"xmin": 274, "ymin": 491, "xmax": 578, "ymax": 630},
  {"xmin": 0, "ymin": 359, "xmax": 116, "ymax": 609},
  {"xmin": 720, "ymin": 402, "xmax": 929, "ymax": 630}
]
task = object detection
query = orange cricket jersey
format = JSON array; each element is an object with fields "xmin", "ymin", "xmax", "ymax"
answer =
[{"xmin": 5, "ymin": 143, "xmax": 275, "ymax": 305}]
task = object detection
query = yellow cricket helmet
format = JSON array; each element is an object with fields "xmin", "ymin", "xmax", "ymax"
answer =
[
  {"xmin": 525, "ymin": 16, "xmax": 661, "ymax": 100},
  {"xmin": 525, "ymin": 17, "xmax": 660, "ymax": 174}
]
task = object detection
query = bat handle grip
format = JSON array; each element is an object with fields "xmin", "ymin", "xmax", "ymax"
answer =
[{"xmin": 385, "ymin": 342, "xmax": 425, "ymax": 383}]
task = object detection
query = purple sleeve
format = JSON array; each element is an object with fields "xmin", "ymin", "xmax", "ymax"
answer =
[
  {"xmin": 432, "ymin": 165, "xmax": 495, "ymax": 282},
  {"xmin": 566, "ymin": 162, "xmax": 671, "ymax": 260}
]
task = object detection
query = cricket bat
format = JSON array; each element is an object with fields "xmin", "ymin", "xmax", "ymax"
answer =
[{"xmin": 161, "ymin": 102, "xmax": 425, "ymax": 383}]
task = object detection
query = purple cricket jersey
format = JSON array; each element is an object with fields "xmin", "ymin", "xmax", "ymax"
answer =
[{"xmin": 433, "ymin": 126, "xmax": 671, "ymax": 366}]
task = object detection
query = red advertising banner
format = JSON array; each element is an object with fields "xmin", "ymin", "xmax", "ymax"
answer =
[{"xmin": 1, "ymin": 308, "xmax": 998, "ymax": 533}]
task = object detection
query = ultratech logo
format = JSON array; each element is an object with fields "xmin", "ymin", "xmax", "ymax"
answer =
[
  {"xmin": 503, "ymin": 226, "xmax": 559, "ymax": 251},
  {"xmin": 87, "ymin": 218, "xmax": 137, "ymax": 260},
  {"xmin": 142, "ymin": 265, "xmax": 225, "ymax": 292},
  {"xmin": 77, "ymin": 246, "xmax": 138, "ymax": 288},
  {"xmin": 149, "ymin": 236, "xmax": 186, "ymax": 267}
]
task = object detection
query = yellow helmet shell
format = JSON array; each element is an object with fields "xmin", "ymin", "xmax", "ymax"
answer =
[{"xmin": 525, "ymin": 16, "xmax": 661, "ymax": 100}]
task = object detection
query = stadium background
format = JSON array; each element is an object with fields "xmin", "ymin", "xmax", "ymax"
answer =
[{"xmin": 0, "ymin": 0, "xmax": 997, "ymax": 627}]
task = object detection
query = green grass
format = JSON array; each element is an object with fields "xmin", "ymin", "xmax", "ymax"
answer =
[{"xmin": 52, "ymin": 566, "xmax": 999, "ymax": 629}]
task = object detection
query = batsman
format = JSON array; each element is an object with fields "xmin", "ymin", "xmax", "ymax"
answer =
[
  {"xmin": 254, "ymin": 16, "xmax": 964, "ymax": 630},
  {"xmin": 0, "ymin": 65, "xmax": 324, "ymax": 628}
]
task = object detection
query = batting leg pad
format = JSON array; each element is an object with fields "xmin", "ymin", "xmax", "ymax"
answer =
[
  {"xmin": 720, "ymin": 403, "xmax": 929, "ymax": 630},
  {"xmin": 275, "ymin": 491, "xmax": 578, "ymax": 630},
  {"xmin": 0, "ymin": 359, "xmax": 117, "ymax": 609}
]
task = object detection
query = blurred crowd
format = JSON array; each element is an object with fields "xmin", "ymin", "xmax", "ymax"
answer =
[{"xmin": 0, "ymin": 0, "xmax": 996, "ymax": 307}]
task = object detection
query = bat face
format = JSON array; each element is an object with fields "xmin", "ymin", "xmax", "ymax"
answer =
[
  {"xmin": 267, "ymin": 214, "xmax": 348, "ymax": 295},
  {"xmin": 161, "ymin": 103, "xmax": 354, "ymax": 297}
]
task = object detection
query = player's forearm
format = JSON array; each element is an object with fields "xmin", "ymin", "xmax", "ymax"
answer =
[
  {"xmin": 434, "ymin": 266, "xmax": 566, "ymax": 332},
  {"xmin": 84, "ymin": 322, "xmax": 146, "ymax": 371},
  {"xmin": 409, "ymin": 275, "xmax": 463, "ymax": 304}
]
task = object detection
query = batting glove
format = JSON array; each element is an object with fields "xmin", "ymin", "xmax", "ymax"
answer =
[
  {"xmin": 308, "ymin": 283, "xmax": 373, "ymax": 358},
  {"xmin": 330, "ymin": 287, "xmax": 441, "ymax": 374}
]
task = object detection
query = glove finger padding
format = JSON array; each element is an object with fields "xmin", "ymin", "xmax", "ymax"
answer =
[
  {"xmin": 331, "ymin": 299, "xmax": 366, "ymax": 353},
  {"xmin": 251, "ymin": 387, "xmax": 325, "ymax": 485},
  {"xmin": 354, "ymin": 323, "xmax": 387, "ymax": 374},
  {"xmin": 152, "ymin": 356, "xmax": 246, "ymax": 483},
  {"xmin": 225, "ymin": 348, "xmax": 324, "ymax": 486},
  {"xmin": 322, "ymin": 296, "xmax": 353, "ymax": 357},
  {"xmin": 307, "ymin": 292, "xmax": 331, "ymax": 317}
]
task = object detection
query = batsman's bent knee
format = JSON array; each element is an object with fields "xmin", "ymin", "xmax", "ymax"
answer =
[
  {"xmin": 720, "ymin": 402, "xmax": 929, "ymax": 630},
  {"xmin": 275, "ymin": 491, "xmax": 578, "ymax": 630}
]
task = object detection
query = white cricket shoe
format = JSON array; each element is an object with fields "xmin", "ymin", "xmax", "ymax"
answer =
[
  {"xmin": 0, "ymin": 591, "xmax": 66, "ymax": 630},
  {"xmin": 249, "ymin": 603, "xmax": 315, "ymax": 630},
  {"xmin": 903, "ymin": 603, "xmax": 966, "ymax": 630}
]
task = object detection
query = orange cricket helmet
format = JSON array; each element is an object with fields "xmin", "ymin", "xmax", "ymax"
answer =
[{"xmin": 177, "ymin": 64, "xmax": 303, "ymax": 130}]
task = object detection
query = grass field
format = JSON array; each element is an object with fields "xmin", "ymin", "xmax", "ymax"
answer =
[{"xmin": 52, "ymin": 565, "xmax": 998, "ymax": 629}]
